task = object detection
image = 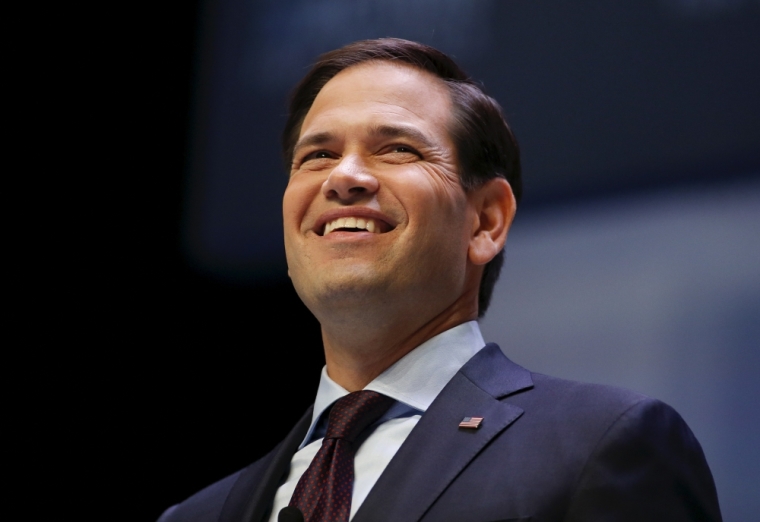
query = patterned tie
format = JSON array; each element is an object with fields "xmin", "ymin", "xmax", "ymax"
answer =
[{"xmin": 288, "ymin": 390, "xmax": 395, "ymax": 522}]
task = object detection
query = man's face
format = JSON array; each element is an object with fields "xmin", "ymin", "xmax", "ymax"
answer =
[{"xmin": 283, "ymin": 61, "xmax": 479, "ymax": 320}]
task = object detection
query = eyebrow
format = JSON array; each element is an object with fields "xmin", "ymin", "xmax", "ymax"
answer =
[
  {"xmin": 292, "ymin": 124, "xmax": 438, "ymax": 159},
  {"xmin": 368, "ymin": 124, "xmax": 437, "ymax": 150},
  {"xmin": 292, "ymin": 131, "xmax": 334, "ymax": 158}
]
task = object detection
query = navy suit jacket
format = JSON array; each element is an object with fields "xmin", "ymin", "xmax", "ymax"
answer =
[{"xmin": 159, "ymin": 344, "xmax": 722, "ymax": 522}]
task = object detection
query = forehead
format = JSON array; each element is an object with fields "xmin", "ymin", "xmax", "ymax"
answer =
[{"xmin": 300, "ymin": 61, "xmax": 453, "ymax": 140}]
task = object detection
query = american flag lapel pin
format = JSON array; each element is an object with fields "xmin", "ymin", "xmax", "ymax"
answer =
[{"xmin": 459, "ymin": 416, "xmax": 483, "ymax": 429}]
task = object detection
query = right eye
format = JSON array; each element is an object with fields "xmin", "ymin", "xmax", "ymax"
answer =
[{"xmin": 302, "ymin": 150, "xmax": 334, "ymax": 162}]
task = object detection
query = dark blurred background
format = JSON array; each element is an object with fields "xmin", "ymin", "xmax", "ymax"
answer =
[{"xmin": 128, "ymin": 1, "xmax": 759, "ymax": 520}]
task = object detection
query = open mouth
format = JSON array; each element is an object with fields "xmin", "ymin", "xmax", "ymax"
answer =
[{"xmin": 320, "ymin": 216, "xmax": 393, "ymax": 236}]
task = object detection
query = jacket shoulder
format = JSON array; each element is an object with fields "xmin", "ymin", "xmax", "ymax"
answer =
[
  {"xmin": 528, "ymin": 371, "xmax": 651, "ymax": 410},
  {"xmin": 157, "ymin": 470, "xmax": 242, "ymax": 522},
  {"xmin": 156, "ymin": 406, "xmax": 314, "ymax": 522},
  {"xmin": 157, "ymin": 450, "xmax": 277, "ymax": 522},
  {"xmin": 517, "ymin": 373, "xmax": 722, "ymax": 521}
]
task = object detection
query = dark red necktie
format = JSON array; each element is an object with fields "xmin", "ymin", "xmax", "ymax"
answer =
[{"xmin": 288, "ymin": 390, "xmax": 394, "ymax": 522}]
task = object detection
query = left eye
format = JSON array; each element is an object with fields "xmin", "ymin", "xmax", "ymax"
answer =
[{"xmin": 389, "ymin": 145, "xmax": 419, "ymax": 156}]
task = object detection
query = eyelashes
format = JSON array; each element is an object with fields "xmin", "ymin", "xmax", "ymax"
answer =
[
  {"xmin": 302, "ymin": 150, "xmax": 336, "ymax": 162},
  {"xmin": 389, "ymin": 145, "xmax": 422, "ymax": 157}
]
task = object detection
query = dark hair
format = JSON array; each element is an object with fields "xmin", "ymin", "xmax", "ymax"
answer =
[{"xmin": 282, "ymin": 38, "xmax": 521, "ymax": 317}]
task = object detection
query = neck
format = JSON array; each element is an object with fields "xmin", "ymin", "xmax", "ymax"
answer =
[{"xmin": 319, "ymin": 289, "xmax": 479, "ymax": 391}]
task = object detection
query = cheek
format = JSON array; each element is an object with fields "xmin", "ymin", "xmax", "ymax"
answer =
[
  {"xmin": 402, "ymin": 166, "xmax": 469, "ymax": 225},
  {"xmin": 282, "ymin": 177, "xmax": 319, "ymax": 230},
  {"xmin": 282, "ymin": 185, "xmax": 299, "ymax": 224},
  {"xmin": 416, "ymin": 161, "xmax": 462, "ymax": 196}
]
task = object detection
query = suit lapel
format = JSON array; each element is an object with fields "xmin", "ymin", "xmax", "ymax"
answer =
[
  {"xmin": 353, "ymin": 344, "xmax": 533, "ymax": 522},
  {"xmin": 219, "ymin": 406, "xmax": 313, "ymax": 522}
]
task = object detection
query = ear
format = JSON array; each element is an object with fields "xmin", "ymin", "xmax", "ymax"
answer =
[{"xmin": 467, "ymin": 177, "xmax": 516, "ymax": 266}]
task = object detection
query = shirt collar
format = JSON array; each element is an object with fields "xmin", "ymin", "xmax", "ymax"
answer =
[{"xmin": 300, "ymin": 321, "xmax": 485, "ymax": 447}]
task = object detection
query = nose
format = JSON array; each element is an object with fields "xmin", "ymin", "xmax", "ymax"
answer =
[{"xmin": 321, "ymin": 155, "xmax": 379, "ymax": 201}]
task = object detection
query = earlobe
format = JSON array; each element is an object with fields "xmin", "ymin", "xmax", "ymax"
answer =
[{"xmin": 468, "ymin": 177, "xmax": 516, "ymax": 266}]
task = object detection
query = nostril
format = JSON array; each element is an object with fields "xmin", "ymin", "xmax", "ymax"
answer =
[{"xmin": 322, "ymin": 167, "xmax": 379, "ymax": 200}]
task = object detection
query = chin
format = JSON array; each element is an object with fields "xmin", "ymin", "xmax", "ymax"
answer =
[{"xmin": 300, "ymin": 270, "xmax": 393, "ymax": 310}]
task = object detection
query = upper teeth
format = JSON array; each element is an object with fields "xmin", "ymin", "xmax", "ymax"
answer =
[{"xmin": 324, "ymin": 217, "xmax": 378, "ymax": 235}]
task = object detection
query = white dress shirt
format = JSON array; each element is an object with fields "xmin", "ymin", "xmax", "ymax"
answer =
[{"xmin": 267, "ymin": 321, "xmax": 486, "ymax": 521}]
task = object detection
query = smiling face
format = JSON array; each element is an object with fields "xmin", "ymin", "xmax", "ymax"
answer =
[{"xmin": 283, "ymin": 61, "xmax": 481, "ymax": 324}]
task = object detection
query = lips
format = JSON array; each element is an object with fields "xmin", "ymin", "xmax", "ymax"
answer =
[{"xmin": 315, "ymin": 209, "xmax": 395, "ymax": 236}]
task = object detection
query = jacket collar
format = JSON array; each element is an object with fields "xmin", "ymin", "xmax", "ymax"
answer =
[{"xmin": 352, "ymin": 343, "xmax": 533, "ymax": 522}]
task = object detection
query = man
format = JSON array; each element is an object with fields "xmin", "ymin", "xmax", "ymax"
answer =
[{"xmin": 160, "ymin": 38, "xmax": 721, "ymax": 522}]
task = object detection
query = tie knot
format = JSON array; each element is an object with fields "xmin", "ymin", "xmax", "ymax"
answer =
[{"xmin": 324, "ymin": 390, "xmax": 394, "ymax": 443}]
